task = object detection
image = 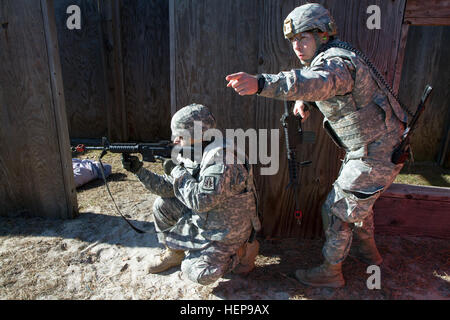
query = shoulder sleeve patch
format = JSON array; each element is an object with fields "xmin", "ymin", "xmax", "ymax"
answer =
[{"xmin": 202, "ymin": 176, "xmax": 216, "ymax": 191}]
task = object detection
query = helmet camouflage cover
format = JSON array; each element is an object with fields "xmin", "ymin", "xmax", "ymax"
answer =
[
  {"xmin": 171, "ymin": 103, "xmax": 216, "ymax": 139},
  {"xmin": 283, "ymin": 3, "xmax": 337, "ymax": 39}
]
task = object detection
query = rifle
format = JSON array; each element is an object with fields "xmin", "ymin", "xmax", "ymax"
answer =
[
  {"xmin": 391, "ymin": 85, "xmax": 433, "ymax": 164},
  {"xmin": 280, "ymin": 101, "xmax": 315, "ymax": 225},
  {"xmin": 71, "ymin": 137, "xmax": 173, "ymax": 163},
  {"xmin": 71, "ymin": 137, "xmax": 198, "ymax": 234}
]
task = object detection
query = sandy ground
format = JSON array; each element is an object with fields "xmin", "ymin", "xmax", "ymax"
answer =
[{"xmin": 0, "ymin": 152, "xmax": 449, "ymax": 300}]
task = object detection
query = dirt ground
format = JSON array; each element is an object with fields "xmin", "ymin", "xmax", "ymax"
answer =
[{"xmin": 0, "ymin": 151, "xmax": 448, "ymax": 300}]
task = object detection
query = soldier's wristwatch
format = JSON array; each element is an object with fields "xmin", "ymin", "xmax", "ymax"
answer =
[{"xmin": 256, "ymin": 74, "xmax": 265, "ymax": 95}]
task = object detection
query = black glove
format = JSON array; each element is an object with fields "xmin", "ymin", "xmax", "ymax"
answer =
[
  {"xmin": 163, "ymin": 158, "xmax": 177, "ymax": 175},
  {"xmin": 122, "ymin": 154, "xmax": 143, "ymax": 173}
]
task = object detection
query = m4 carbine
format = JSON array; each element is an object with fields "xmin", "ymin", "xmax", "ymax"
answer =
[
  {"xmin": 280, "ymin": 101, "xmax": 316, "ymax": 225},
  {"xmin": 72, "ymin": 137, "xmax": 173, "ymax": 163},
  {"xmin": 71, "ymin": 137, "xmax": 195, "ymax": 234},
  {"xmin": 391, "ymin": 85, "xmax": 433, "ymax": 165}
]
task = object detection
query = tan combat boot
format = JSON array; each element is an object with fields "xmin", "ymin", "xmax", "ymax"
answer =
[
  {"xmin": 148, "ymin": 248, "xmax": 185, "ymax": 274},
  {"xmin": 349, "ymin": 237, "xmax": 383, "ymax": 265},
  {"xmin": 295, "ymin": 261, "xmax": 345, "ymax": 288},
  {"xmin": 233, "ymin": 240, "xmax": 260, "ymax": 274}
]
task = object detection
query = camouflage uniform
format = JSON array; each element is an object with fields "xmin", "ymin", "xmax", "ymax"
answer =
[
  {"xmin": 135, "ymin": 105, "xmax": 261, "ymax": 285},
  {"xmin": 258, "ymin": 4, "xmax": 407, "ymax": 266}
]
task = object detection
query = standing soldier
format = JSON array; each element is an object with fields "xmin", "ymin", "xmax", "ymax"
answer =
[
  {"xmin": 122, "ymin": 103, "xmax": 261, "ymax": 285},
  {"xmin": 226, "ymin": 3, "xmax": 407, "ymax": 288}
]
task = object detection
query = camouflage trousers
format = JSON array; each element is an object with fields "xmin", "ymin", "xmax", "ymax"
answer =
[
  {"xmin": 152, "ymin": 197, "xmax": 247, "ymax": 285},
  {"xmin": 321, "ymin": 126, "xmax": 404, "ymax": 265}
]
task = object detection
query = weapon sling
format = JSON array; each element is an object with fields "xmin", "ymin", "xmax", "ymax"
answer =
[
  {"xmin": 73, "ymin": 137, "xmax": 174, "ymax": 234},
  {"xmin": 98, "ymin": 150, "xmax": 148, "ymax": 234},
  {"xmin": 84, "ymin": 140, "xmax": 206, "ymax": 234}
]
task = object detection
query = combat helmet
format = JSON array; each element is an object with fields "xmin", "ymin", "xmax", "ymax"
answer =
[
  {"xmin": 170, "ymin": 103, "xmax": 216, "ymax": 141},
  {"xmin": 283, "ymin": 3, "xmax": 337, "ymax": 39}
]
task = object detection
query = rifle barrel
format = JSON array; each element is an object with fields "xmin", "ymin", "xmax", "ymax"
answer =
[
  {"xmin": 83, "ymin": 146, "xmax": 106, "ymax": 150},
  {"xmin": 409, "ymin": 85, "xmax": 433, "ymax": 131}
]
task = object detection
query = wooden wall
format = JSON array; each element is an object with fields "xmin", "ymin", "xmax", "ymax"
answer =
[
  {"xmin": 170, "ymin": 0, "xmax": 407, "ymax": 238},
  {"xmin": 170, "ymin": 0, "xmax": 260, "ymax": 132},
  {"xmin": 404, "ymin": 0, "xmax": 450, "ymax": 26},
  {"xmin": 54, "ymin": 0, "xmax": 109, "ymax": 139},
  {"xmin": 0, "ymin": 0, "xmax": 77, "ymax": 218},
  {"xmin": 374, "ymin": 184, "xmax": 450, "ymax": 239},
  {"xmin": 398, "ymin": 26, "xmax": 450, "ymax": 167},
  {"xmin": 54, "ymin": 0, "xmax": 171, "ymax": 142},
  {"xmin": 121, "ymin": 0, "xmax": 171, "ymax": 141}
]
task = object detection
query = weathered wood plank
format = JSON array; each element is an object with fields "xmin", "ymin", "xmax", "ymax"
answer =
[
  {"xmin": 393, "ymin": 24, "xmax": 410, "ymax": 95},
  {"xmin": 381, "ymin": 183, "xmax": 450, "ymax": 202},
  {"xmin": 100, "ymin": 0, "xmax": 128, "ymax": 142},
  {"xmin": 375, "ymin": 183, "xmax": 450, "ymax": 239},
  {"xmin": 404, "ymin": 17, "xmax": 450, "ymax": 26},
  {"xmin": 374, "ymin": 193, "xmax": 450, "ymax": 240},
  {"xmin": 120, "ymin": 0, "xmax": 171, "ymax": 142},
  {"xmin": 54, "ymin": 0, "xmax": 108, "ymax": 139},
  {"xmin": 398, "ymin": 26, "xmax": 450, "ymax": 163},
  {"xmin": 172, "ymin": 0, "xmax": 260, "ymax": 131},
  {"xmin": 169, "ymin": 0, "xmax": 176, "ymax": 117},
  {"xmin": 0, "ymin": 0, "xmax": 77, "ymax": 218},
  {"xmin": 40, "ymin": 0, "xmax": 78, "ymax": 217},
  {"xmin": 405, "ymin": 0, "xmax": 450, "ymax": 19},
  {"xmin": 440, "ymin": 125, "xmax": 450, "ymax": 167},
  {"xmin": 404, "ymin": 0, "xmax": 450, "ymax": 25}
]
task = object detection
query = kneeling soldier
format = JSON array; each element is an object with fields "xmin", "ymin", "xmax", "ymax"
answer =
[{"xmin": 122, "ymin": 103, "xmax": 261, "ymax": 285}]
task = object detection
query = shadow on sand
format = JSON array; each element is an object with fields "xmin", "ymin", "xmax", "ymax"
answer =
[{"xmin": 0, "ymin": 211, "xmax": 162, "ymax": 249}]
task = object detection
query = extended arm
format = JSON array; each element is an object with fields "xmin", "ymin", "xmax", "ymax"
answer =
[
  {"xmin": 258, "ymin": 57, "xmax": 354, "ymax": 101},
  {"xmin": 136, "ymin": 168, "xmax": 175, "ymax": 198},
  {"xmin": 226, "ymin": 57, "xmax": 354, "ymax": 101}
]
